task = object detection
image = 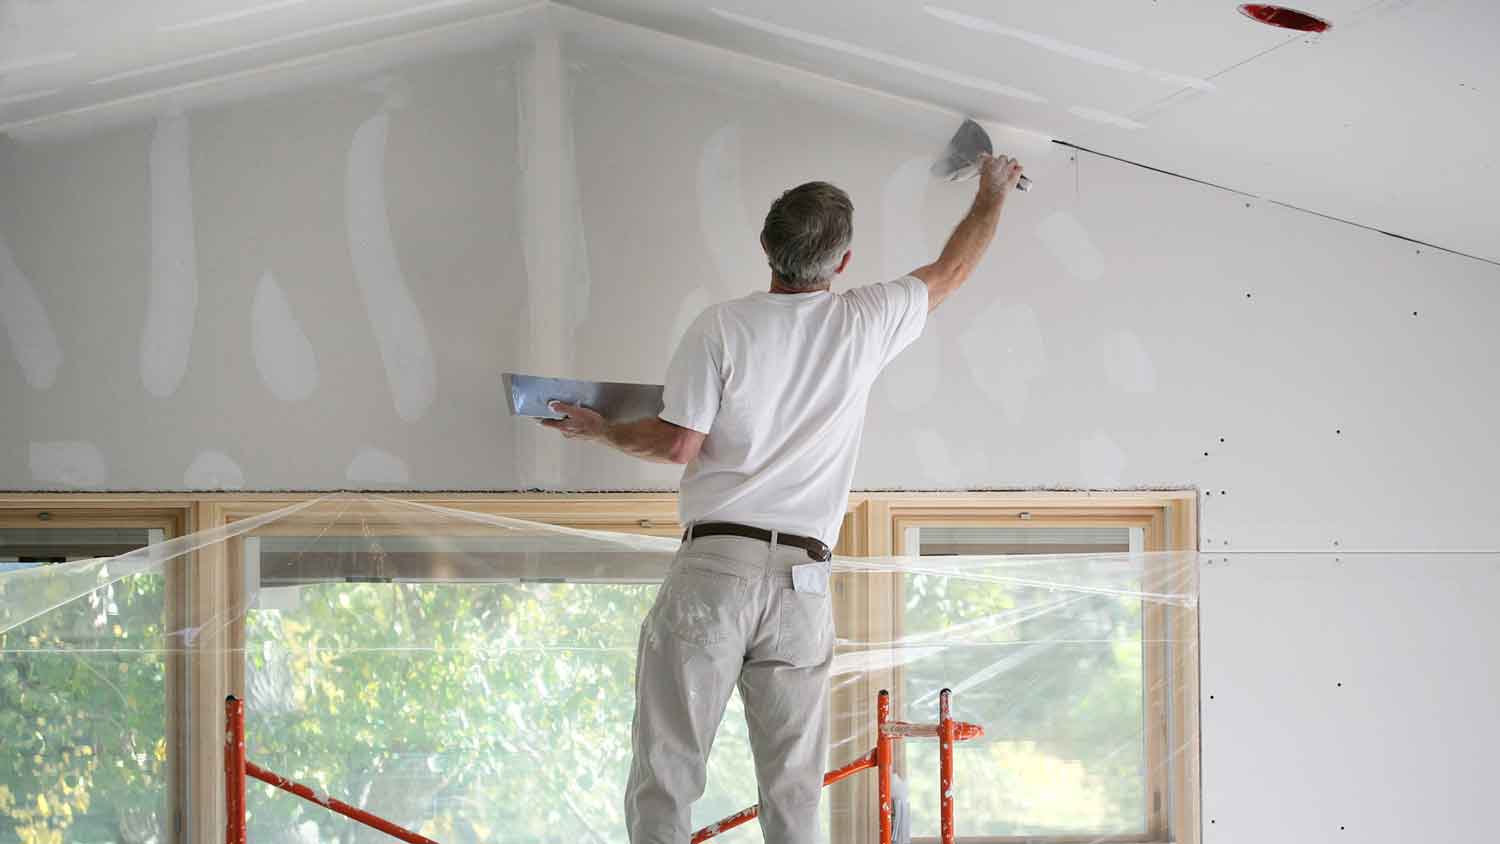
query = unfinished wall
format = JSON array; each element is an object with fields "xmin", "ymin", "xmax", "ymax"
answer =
[{"xmin": 2, "ymin": 8, "xmax": 1498, "ymax": 840}]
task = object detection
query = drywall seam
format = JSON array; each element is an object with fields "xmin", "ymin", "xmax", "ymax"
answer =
[
  {"xmin": 141, "ymin": 112, "xmax": 198, "ymax": 399},
  {"xmin": 0, "ymin": 231, "xmax": 63, "ymax": 390},
  {"xmin": 92, "ymin": 0, "xmax": 524, "ymax": 85},
  {"xmin": 697, "ymin": 125, "xmax": 758, "ymax": 298},
  {"xmin": 551, "ymin": 3, "xmax": 1049, "ymax": 144},
  {"xmin": 707, "ymin": 8, "xmax": 1045, "ymax": 104},
  {"xmin": 1055, "ymin": 141, "xmax": 1500, "ymax": 269},
  {"xmin": 346, "ymin": 83, "xmax": 438, "ymax": 423},
  {"xmin": 878, "ymin": 156, "xmax": 942, "ymax": 413},
  {"xmin": 513, "ymin": 27, "xmax": 568, "ymax": 486},
  {"xmin": 0, "ymin": 1, "xmax": 548, "ymax": 134}
]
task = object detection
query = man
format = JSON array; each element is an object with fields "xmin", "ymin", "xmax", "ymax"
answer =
[{"xmin": 543, "ymin": 153, "xmax": 1024, "ymax": 843}]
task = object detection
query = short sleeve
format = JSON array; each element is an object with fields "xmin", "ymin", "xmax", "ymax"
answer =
[
  {"xmin": 659, "ymin": 308, "xmax": 724, "ymax": 434},
  {"xmin": 848, "ymin": 276, "xmax": 929, "ymax": 368}
]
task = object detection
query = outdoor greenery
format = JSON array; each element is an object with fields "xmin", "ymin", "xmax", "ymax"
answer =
[
  {"xmin": 1, "ymin": 542, "xmax": 1153, "ymax": 843},
  {"xmin": 0, "ymin": 573, "xmax": 168, "ymax": 844},
  {"xmin": 903, "ymin": 571, "xmax": 1147, "ymax": 837}
]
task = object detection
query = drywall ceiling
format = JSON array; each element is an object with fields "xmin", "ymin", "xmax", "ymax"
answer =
[{"xmin": 2, "ymin": 0, "xmax": 1497, "ymax": 263}]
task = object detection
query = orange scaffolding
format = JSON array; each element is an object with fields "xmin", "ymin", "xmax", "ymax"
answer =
[{"xmin": 225, "ymin": 689, "xmax": 983, "ymax": 844}]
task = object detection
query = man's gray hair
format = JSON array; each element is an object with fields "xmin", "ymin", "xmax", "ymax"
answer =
[{"xmin": 761, "ymin": 181, "xmax": 853, "ymax": 290}]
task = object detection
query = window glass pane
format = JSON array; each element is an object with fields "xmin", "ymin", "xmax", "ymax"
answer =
[
  {"xmin": 241, "ymin": 532, "xmax": 781, "ymax": 843},
  {"xmin": 1, "ymin": 527, "xmax": 156, "ymax": 571},
  {"xmin": 903, "ymin": 526, "xmax": 1147, "ymax": 838},
  {"xmin": 0, "ymin": 525, "xmax": 166, "ymax": 843}
]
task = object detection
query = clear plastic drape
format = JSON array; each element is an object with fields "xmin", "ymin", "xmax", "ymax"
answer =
[{"xmin": 0, "ymin": 494, "xmax": 1198, "ymax": 843}]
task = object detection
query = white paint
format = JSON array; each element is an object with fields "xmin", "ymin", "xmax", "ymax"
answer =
[
  {"xmin": 958, "ymin": 301, "xmax": 1045, "ymax": 425},
  {"xmin": 161, "ymin": 0, "xmax": 311, "ymax": 32},
  {"xmin": 709, "ymin": 9, "xmax": 1046, "ymax": 104},
  {"xmin": 346, "ymin": 104, "xmax": 437, "ymax": 423},
  {"xmin": 251, "ymin": 270, "xmax": 318, "ymax": 401},
  {"xmin": 183, "ymin": 450, "xmax": 245, "ymax": 489},
  {"xmin": 29, "ymin": 441, "xmax": 107, "ymax": 487},
  {"xmin": 0, "ymin": 231, "xmax": 63, "ymax": 390},
  {"xmin": 696, "ymin": 125, "xmax": 758, "ymax": 297},
  {"xmin": 1035, "ymin": 210, "xmax": 1105, "ymax": 282},
  {"xmin": 345, "ymin": 447, "xmax": 410, "ymax": 485},
  {"xmin": 1078, "ymin": 431, "xmax": 1126, "ymax": 488},
  {"xmin": 142, "ymin": 112, "xmax": 198, "ymax": 399},
  {"xmin": 1066, "ymin": 106, "xmax": 1145, "ymax": 130},
  {"xmin": 1100, "ymin": 331, "xmax": 1155, "ymax": 393}
]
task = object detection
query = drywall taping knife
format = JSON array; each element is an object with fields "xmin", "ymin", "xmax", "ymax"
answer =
[{"xmin": 932, "ymin": 118, "xmax": 1032, "ymax": 191}]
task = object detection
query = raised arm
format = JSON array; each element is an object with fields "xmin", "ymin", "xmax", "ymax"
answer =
[{"xmin": 911, "ymin": 154, "xmax": 1024, "ymax": 311}]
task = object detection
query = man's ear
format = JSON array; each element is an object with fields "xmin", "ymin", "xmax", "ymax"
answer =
[{"xmin": 835, "ymin": 250, "xmax": 852, "ymax": 275}]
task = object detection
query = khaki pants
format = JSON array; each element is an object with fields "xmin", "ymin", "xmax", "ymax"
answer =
[{"xmin": 625, "ymin": 533, "xmax": 835, "ymax": 844}]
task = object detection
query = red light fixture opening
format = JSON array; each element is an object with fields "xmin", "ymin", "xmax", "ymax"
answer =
[{"xmin": 1238, "ymin": 4, "xmax": 1332, "ymax": 33}]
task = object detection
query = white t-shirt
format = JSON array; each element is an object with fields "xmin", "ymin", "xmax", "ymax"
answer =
[{"xmin": 660, "ymin": 276, "xmax": 929, "ymax": 546}]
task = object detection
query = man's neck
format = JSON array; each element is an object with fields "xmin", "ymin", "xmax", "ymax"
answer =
[{"xmin": 768, "ymin": 280, "xmax": 831, "ymax": 295}]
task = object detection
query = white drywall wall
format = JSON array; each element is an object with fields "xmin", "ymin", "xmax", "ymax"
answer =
[{"xmin": 1, "ymin": 10, "xmax": 1497, "ymax": 841}]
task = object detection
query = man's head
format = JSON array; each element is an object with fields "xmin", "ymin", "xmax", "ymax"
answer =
[{"xmin": 760, "ymin": 181, "xmax": 853, "ymax": 291}]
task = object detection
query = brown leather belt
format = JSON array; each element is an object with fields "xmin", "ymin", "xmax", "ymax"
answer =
[{"xmin": 683, "ymin": 521, "xmax": 833, "ymax": 562}]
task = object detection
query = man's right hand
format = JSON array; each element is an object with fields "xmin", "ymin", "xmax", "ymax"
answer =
[{"xmin": 978, "ymin": 154, "xmax": 1024, "ymax": 200}]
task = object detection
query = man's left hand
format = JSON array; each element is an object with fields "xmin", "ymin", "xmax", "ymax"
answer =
[{"xmin": 540, "ymin": 401, "xmax": 607, "ymax": 440}]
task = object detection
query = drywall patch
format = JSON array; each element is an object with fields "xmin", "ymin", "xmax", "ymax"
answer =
[
  {"xmin": 671, "ymin": 286, "xmax": 716, "ymax": 350},
  {"xmin": 142, "ymin": 112, "xmax": 199, "ymax": 398},
  {"xmin": 958, "ymin": 301, "xmax": 1045, "ymax": 424},
  {"xmin": 1101, "ymin": 330, "xmax": 1156, "ymax": 393},
  {"xmin": 251, "ymin": 270, "xmax": 318, "ymax": 401},
  {"xmin": 913, "ymin": 428, "xmax": 960, "ymax": 483},
  {"xmin": 1036, "ymin": 210, "xmax": 1106, "ymax": 281},
  {"xmin": 879, "ymin": 156, "xmax": 942, "ymax": 412},
  {"xmin": 183, "ymin": 450, "xmax": 245, "ymax": 489},
  {"xmin": 697, "ymin": 125, "xmax": 759, "ymax": 297},
  {"xmin": 0, "ymin": 231, "xmax": 62, "ymax": 389},
  {"xmin": 29, "ymin": 441, "xmax": 107, "ymax": 487},
  {"xmin": 346, "ymin": 446, "xmax": 410, "ymax": 485},
  {"xmin": 1079, "ymin": 431, "xmax": 1126, "ymax": 488},
  {"xmin": 347, "ymin": 100, "xmax": 437, "ymax": 423}
]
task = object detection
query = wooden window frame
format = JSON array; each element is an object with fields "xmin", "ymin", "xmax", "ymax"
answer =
[
  {"xmin": 830, "ymin": 492, "xmax": 1198, "ymax": 844},
  {"xmin": 0, "ymin": 491, "xmax": 1197, "ymax": 844}
]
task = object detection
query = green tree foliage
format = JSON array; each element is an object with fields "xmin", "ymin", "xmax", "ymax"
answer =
[{"xmin": 0, "ymin": 574, "xmax": 168, "ymax": 844}]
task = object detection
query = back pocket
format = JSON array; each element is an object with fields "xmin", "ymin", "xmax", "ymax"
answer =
[
  {"xmin": 775, "ymin": 588, "xmax": 831, "ymax": 667},
  {"xmin": 655, "ymin": 567, "xmax": 743, "ymax": 648}
]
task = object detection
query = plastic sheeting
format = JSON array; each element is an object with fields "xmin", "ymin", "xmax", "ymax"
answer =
[{"xmin": 0, "ymin": 494, "xmax": 1199, "ymax": 843}]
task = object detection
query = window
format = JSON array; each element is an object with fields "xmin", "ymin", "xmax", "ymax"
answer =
[
  {"xmin": 830, "ymin": 493, "xmax": 1198, "ymax": 844},
  {"xmin": 902, "ymin": 525, "xmax": 1153, "ymax": 840},
  {"xmin": 0, "ymin": 501, "xmax": 187, "ymax": 844},
  {"xmin": 1, "ymin": 492, "xmax": 1197, "ymax": 844}
]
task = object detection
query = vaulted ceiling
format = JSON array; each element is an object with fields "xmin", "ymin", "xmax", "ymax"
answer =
[{"xmin": 3, "ymin": 0, "xmax": 1496, "ymax": 262}]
